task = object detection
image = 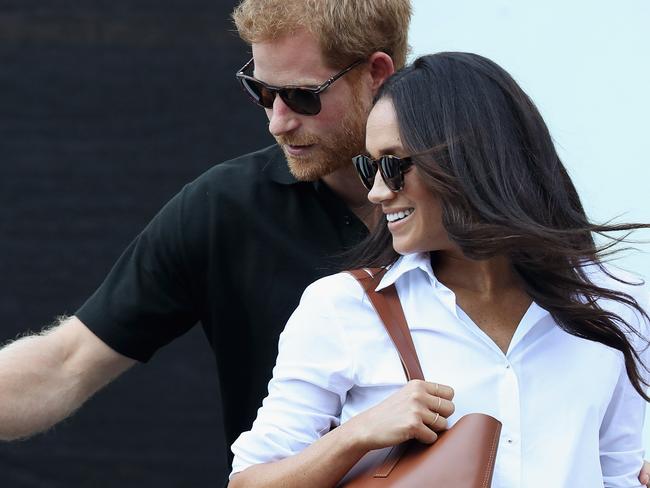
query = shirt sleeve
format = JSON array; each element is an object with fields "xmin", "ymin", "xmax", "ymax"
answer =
[
  {"xmin": 76, "ymin": 179, "xmax": 207, "ymax": 362},
  {"xmin": 599, "ymin": 284, "xmax": 649, "ymax": 487},
  {"xmin": 230, "ymin": 276, "xmax": 356, "ymax": 478}
]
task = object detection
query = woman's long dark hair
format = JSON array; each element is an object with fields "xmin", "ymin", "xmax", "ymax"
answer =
[{"xmin": 349, "ymin": 52, "xmax": 650, "ymax": 400}]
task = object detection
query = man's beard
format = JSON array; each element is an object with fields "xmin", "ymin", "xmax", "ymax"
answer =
[{"xmin": 275, "ymin": 95, "xmax": 368, "ymax": 182}]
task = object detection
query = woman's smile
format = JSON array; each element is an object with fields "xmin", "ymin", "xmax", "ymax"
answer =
[{"xmin": 385, "ymin": 207, "xmax": 414, "ymax": 225}]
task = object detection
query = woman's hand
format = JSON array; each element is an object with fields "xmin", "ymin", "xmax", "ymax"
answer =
[
  {"xmin": 344, "ymin": 379, "xmax": 455, "ymax": 451},
  {"xmin": 640, "ymin": 460, "xmax": 650, "ymax": 486}
]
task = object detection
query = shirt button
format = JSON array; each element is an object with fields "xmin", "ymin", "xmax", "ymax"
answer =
[
  {"xmin": 507, "ymin": 438, "xmax": 514, "ymax": 444},
  {"xmin": 343, "ymin": 215, "xmax": 351, "ymax": 225},
  {"xmin": 505, "ymin": 364, "xmax": 511, "ymax": 369}
]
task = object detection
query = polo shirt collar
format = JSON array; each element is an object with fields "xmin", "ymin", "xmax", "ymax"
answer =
[
  {"xmin": 261, "ymin": 145, "xmax": 299, "ymax": 185},
  {"xmin": 376, "ymin": 252, "xmax": 436, "ymax": 291}
]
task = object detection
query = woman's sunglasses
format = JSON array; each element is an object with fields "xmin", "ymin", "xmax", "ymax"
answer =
[
  {"xmin": 352, "ymin": 154, "xmax": 414, "ymax": 192},
  {"xmin": 235, "ymin": 58, "xmax": 364, "ymax": 116}
]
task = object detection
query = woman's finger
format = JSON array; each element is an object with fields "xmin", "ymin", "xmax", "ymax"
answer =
[
  {"xmin": 423, "ymin": 409, "xmax": 448, "ymax": 432},
  {"xmin": 425, "ymin": 395, "xmax": 455, "ymax": 417},
  {"xmin": 414, "ymin": 424, "xmax": 439, "ymax": 444},
  {"xmin": 425, "ymin": 382, "xmax": 454, "ymax": 400}
]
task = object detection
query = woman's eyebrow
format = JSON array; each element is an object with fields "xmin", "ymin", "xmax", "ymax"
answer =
[{"xmin": 366, "ymin": 145, "xmax": 404, "ymax": 158}]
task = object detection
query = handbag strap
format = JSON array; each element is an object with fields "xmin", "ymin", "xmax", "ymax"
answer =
[{"xmin": 347, "ymin": 268, "xmax": 425, "ymax": 381}]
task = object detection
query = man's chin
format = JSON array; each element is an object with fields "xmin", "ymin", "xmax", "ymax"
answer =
[
  {"xmin": 280, "ymin": 146, "xmax": 329, "ymax": 181},
  {"xmin": 286, "ymin": 157, "xmax": 329, "ymax": 182},
  {"xmin": 279, "ymin": 140, "xmax": 359, "ymax": 182}
]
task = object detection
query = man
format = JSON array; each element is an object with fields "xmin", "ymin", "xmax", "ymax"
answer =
[
  {"xmin": 0, "ymin": 0, "xmax": 405, "ymax": 478},
  {"xmin": 2, "ymin": 0, "xmax": 649, "ymax": 485}
]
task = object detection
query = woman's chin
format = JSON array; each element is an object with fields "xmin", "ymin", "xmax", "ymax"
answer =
[{"xmin": 391, "ymin": 238, "xmax": 418, "ymax": 256}]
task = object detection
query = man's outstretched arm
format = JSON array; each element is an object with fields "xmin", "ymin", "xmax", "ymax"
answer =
[{"xmin": 0, "ymin": 315, "xmax": 136, "ymax": 440}]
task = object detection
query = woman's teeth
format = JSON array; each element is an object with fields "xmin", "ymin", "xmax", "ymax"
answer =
[{"xmin": 386, "ymin": 208, "xmax": 414, "ymax": 223}]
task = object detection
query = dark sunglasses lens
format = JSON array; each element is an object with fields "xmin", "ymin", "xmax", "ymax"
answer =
[
  {"xmin": 352, "ymin": 156, "xmax": 376, "ymax": 190},
  {"xmin": 380, "ymin": 156, "xmax": 404, "ymax": 191},
  {"xmin": 280, "ymin": 88, "xmax": 321, "ymax": 115},
  {"xmin": 241, "ymin": 78, "xmax": 276, "ymax": 108}
]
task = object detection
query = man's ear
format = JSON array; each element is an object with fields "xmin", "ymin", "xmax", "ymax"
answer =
[{"xmin": 367, "ymin": 52, "xmax": 395, "ymax": 95}]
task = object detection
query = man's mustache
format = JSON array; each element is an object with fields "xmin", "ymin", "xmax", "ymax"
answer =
[{"xmin": 275, "ymin": 134, "xmax": 319, "ymax": 146}]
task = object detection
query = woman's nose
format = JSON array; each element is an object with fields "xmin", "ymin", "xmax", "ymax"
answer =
[{"xmin": 367, "ymin": 170, "xmax": 394, "ymax": 204}]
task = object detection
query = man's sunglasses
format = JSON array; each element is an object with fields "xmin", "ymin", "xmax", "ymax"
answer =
[
  {"xmin": 235, "ymin": 58, "xmax": 364, "ymax": 116},
  {"xmin": 352, "ymin": 154, "xmax": 414, "ymax": 192}
]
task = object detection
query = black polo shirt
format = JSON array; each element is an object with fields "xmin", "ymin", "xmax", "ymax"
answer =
[{"xmin": 76, "ymin": 144, "xmax": 367, "ymax": 450}]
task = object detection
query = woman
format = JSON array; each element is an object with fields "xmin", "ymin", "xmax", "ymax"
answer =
[{"xmin": 229, "ymin": 53, "xmax": 650, "ymax": 487}]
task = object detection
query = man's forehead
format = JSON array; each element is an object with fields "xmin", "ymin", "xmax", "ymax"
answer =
[{"xmin": 250, "ymin": 31, "xmax": 332, "ymax": 85}]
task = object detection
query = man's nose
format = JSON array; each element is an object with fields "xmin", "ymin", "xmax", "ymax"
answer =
[
  {"xmin": 267, "ymin": 96, "xmax": 301, "ymax": 136},
  {"xmin": 367, "ymin": 170, "xmax": 395, "ymax": 204}
]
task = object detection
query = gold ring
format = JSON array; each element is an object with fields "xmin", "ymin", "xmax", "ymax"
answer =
[
  {"xmin": 432, "ymin": 412, "xmax": 440, "ymax": 426},
  {"xmin": 436, "ymin": 396, "xmax": 442, "ymax": 412}
]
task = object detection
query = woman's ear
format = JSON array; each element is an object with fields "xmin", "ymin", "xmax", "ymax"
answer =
[{"xmin": 367, "ymin": 52, "xmax": 395, "ymax": 95}]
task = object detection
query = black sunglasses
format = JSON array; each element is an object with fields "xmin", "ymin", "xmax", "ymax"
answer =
[
  {"xmin": 235, "ymin": 58, "xmax": 364, "ymax": 116},
  {"xmin": 352, "ymin": 154, "xmax": 414, "ymax": 192}
]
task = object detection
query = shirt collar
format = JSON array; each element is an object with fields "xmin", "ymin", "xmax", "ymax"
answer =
[
  {"xmin": 261, "ymin": 144, "xmax": 300, "ymax": 185},
  {"xmin": 376, "ymin": 252, "xmax": 437, "ymax": 291}
]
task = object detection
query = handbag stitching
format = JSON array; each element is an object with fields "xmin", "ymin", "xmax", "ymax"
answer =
[
  {"xmin": 482, "ymin": 422, "xmax": 501, "ymax": 488},
  {"xmin": 372, "ymin": 443, "xmax": 407, "ymax": 478}
]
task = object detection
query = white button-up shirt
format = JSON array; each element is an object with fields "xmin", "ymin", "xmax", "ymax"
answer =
[{"xmin": 231, "ymin": 252, "xmax": 649, "ymax": 487}]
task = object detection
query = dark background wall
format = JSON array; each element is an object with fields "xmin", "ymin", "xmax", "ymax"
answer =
[{"xmin": 0, "ymin": 2, "xmax": 273, "ymax": 486}]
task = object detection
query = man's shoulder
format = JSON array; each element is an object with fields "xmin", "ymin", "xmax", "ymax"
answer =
[
  {"xmin": 168, "ymin": 143, "xmax": 306, "ymax": 219},
  {"xmin": 194, "ymin": 144, "xmax": 293, "ymax": 190}
]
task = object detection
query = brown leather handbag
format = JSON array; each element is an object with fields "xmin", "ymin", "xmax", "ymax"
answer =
[{"xmin": 341, "ymin": 268, "xmax": 502, "ymax": 488}]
